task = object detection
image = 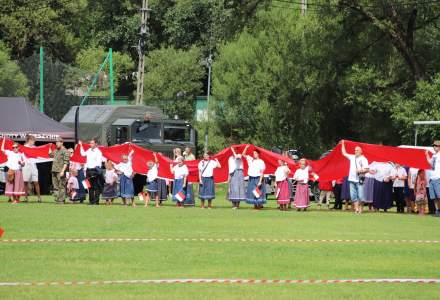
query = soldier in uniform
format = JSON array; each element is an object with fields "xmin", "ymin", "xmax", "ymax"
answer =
[{"xmin": 49, "ymin": 137, "xmax": 70, "ymax": 204}]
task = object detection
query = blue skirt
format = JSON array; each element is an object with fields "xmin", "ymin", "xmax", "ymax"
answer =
[
  {"xmin": 157, "ymin": 179, "xmax": 168, "ymax": 201},
  {"xmin": 184, "ymin": 183, "xmax": 194, "ymax": 206},
  {"xmin": 199, "ymin": 177, "xmax": 215, "ymax": 200},
  {"xmin": 102, "ymin": 183, "xmax": 118, "ymax": 199},
  {"xmin": 147, "ymin": 179, "xmax": 158, "ymax": 193},
  {"xmin": 119, "ymin": 175, "xmax": 134, "ymax": 198},
  {"xmin": 246, "ymin": 176, "xmax": 266, "ymax": 205},
  {"xmin": 341, "ymin": 176, "xmax": 351, "ymax": 200},
  {"xmin": 172, "ymin": 178, "xmax": 185, "ymax": 202}
]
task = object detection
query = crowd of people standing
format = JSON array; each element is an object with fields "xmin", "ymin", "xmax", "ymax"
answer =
[{"xmin": 1, "ymin": 136, "xmax": 440, "ymax": 217}]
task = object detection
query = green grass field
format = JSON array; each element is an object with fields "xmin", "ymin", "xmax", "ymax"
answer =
[{"xmin": 1, "ymin": 186, "xmax": 439, "ymax": 299}]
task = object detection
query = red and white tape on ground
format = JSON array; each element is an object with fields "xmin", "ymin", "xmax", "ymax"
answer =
[
  {"xmin": 0, "ymin": 278, "xmax": 439, "ymax": 287},
  {"xmin": 1, "ymin": 237, "xmax": 439, "ymax": 244}
]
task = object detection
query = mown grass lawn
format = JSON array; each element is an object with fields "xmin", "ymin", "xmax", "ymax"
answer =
[{"xmin": 0, "ymin": 186, "xmax": 439, "ymax": 299}]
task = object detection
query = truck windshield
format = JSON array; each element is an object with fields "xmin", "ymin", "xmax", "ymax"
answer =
[
  {"xmin": 133, "ymin": 123, "xmax": 161, "ymax": 140},
  {"xmin": 164, "ymin": 126, "xmax": 191, "ymax": 142}
]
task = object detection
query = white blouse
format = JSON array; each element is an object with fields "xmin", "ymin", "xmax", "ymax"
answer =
[
  {"xmin": 246, "ymin": 156, "xmax": 266, "ymax": 177},
  {"xmin": 4, "ymin": 150, "xmax": 26, "ymax": 171},
  {"xmin": 115, "ymin": 161, "xmax": 133, "ymax": 178},
  {"xmin": 173, "ymin": 164, "xmax": 189, "ymax": 179},
  {"xmin": 293, "ymin": 167, "xmax": 309, "ymax": 184},
  {"xmin": 147, "ymin": 164, "xmax": 159, "ymax": 182},
  {"xmin": 198, "ymin": 160, "xmax": 219, "ymax": 177},
  {"xmin": 275, "ymin": 166, "xmax": 289, "ymax": 182},
  {"xmin": 228, "ymin": 156, "xmax": 243, "ymax": 174}
]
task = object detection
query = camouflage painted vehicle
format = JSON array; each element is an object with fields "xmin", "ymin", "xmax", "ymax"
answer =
[{"xmin": 61, "ymin": 105, "xmax": 196, "ymax": 157}]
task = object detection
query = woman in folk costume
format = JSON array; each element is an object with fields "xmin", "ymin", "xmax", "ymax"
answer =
[
  {"xmin": 405, "ymin": 167, "xmax": 418, "ymax": 213},
  {"xmin": 293, "ymin": 158, "xmax": 318, "ymax": 211},
  {"xmin": 244, "ymin": 145, "xmax": 267, "ymax": 210},
  {"xmin": 102, "ymin": 160, "xmax": 118, "ymax": 205},
  {"xmin": 182, "ymin": 148, "xmax": 195, "ymax": 206},
  {"xmin": 115, "ymin": 149, "xmax": 135, "ymax": 206},
  {"xmin": 1, "ymin": 139, "xmax": 26, "ymax": 204},
  {"xmin": 275, "ymin": 159, "xmax": 290, "ymax": 211},
  {"xmin": 170, "ymin": 156, "xmax": 189, "ymax": 208},
  {"xmin": 228, "ymin": 146, "xmax": 246, "ymax": 209},
  {"xmin": 198, "ymin": 152, "xmax": 221, "ymax": 209},
  {"xmin": 145, "ymin": 152, "xmax": 160, "ymax": 207},
  {"xmin": 414, "ymin": 169, "xmax": 428, "ymax": 215},
  {"xmin": 363, "ymin": 163, "xmax": 378, "ymax": 211}
]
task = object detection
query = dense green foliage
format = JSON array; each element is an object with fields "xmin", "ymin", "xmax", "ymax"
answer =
[{"xmin": 1, "ymin": 1, "xmax": 440, "ymax": 156}]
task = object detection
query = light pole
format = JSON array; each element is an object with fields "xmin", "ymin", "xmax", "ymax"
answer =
[{"xmin": 204, "ymin": 54, "xmax": 213, "ymax": 151}]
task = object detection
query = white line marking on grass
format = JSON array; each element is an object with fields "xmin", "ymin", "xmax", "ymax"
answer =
[
  {"xmin": 0, "ymin": 278, "xmax": 439, "ymax": 287},
  {"xmin": 1, "ymin": 238, "xmax": 439, "ymax": 244}
]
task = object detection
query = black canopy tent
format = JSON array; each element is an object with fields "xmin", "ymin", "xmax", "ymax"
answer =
[
  {"xmin": 0, "ymin": 97, "xmax": 75, "ymax": 142},
  {"xmin": 0, "ymin": 97, "xmax": 75, "ymax": 195}
]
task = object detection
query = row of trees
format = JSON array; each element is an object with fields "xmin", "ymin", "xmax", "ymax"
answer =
[{"xmin": 1, "ymin": 1, "xmax": 440, "ymax": 156}]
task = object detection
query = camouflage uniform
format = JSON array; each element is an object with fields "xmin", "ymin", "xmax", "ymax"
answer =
[{"xmin": 50, "ymin": 147, "xmax": 70, "ymax": 203}]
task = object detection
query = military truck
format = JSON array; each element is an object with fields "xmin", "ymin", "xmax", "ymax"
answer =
[{"xmin": 61, "ymin": 105, "xmax": 196, "ymax": 157}]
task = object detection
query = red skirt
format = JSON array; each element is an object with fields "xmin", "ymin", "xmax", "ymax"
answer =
[
  {"xmin": 5, "ymin": 169, "xmax": 25, "ymax": 197},
  {"xmin": 276, "ymin": 180, "xmax": 290, "ymax": 204},
  {"xmin": 294, "ymin": 183, "xmax": 309, "ymax": 208}
]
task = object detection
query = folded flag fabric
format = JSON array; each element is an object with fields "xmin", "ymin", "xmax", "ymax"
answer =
[
  {"xmin": 70, "ymin": 191, "xmax": 77, "ymax": 200},
  {"xmin": 253, "ymin": 187, "xmax": 262, "ymax": 198},
  {"xmin": 82, "ymin": 179, "xmax": 91, "ymax": 189},
  {"xmin": 0, "ymin": 227, "xmax": 4, "ymax": 238},
  {"xmin": 275, "ymin": 188, "xmax": 280, "ymax": 199},
  {"xmin": 175, "ymin": 191, "xmax": 186, "ymax": 202}
]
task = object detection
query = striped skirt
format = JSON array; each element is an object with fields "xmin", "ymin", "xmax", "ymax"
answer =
[
  {"xmin": 172, "ymin": 178, "xmax": 185, "ymax": 202},
  {"xmin": 157, "ymin": 179, "xmax": 168, "ymax": 201},
  {"xmin": 147, "ymin": 179, "xmax": 158, "ymax": 193},
  {"xmin": 102, "ymin": 183, "xmax": 118, "ymax": 199},
  {"xmin": 294, "ymin": 183, "xmax": 309, "ymax": 208},
  {"xmin": 5, "ymin": 169, "xmax": 25, "ymax": 197},
  {"xmin": 276, "ymin": 180, "xmax": 290, "ymax": 205},
  {"xmin": 119, "ymin": 175, "xmax": 134, "ymax": 198},
  {"xmin": 363, "ymin": 177, "xmax": 375, "ymax": 203},
  {"xmin": 341, "ymin": 176, "xmax": 351, "ymax": 200},
  {"xmin": 228, "ymin": 169, "xmax": 246, "ymax": 202},
  {"xmin": 199, "ymin": 177, "xmax": 215, "ymax": 200},
  {"xmin": 246, "ymin": 176, "xmax": 266, "ymax": 205}
]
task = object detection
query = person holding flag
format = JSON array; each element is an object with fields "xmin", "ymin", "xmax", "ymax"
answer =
[
  {"xmin": 79, "ymin": 139, "xmax": 104, "ymax": 205},
  {"xmin": 48, "ymin": 137, "xmax": 69, "ymax": 204},
  {"xmin": 425, "ymin": 140, "xmax": 440, "ymax": 217},
  {"xmin": 170, "ymin": 156, "xmax": 189, "ymax": 208},
  {"xmin": 1, "ymin": 138, "xmax": 26, "ymax": 204},
  {"xmin": 245, "ymin": 145, "xmax": 266, "ymax": 210},
  {"xmin": 293, "ymin": 158, "xmax": 318, "ymax": 211},
  {"xmin": 115, "ymin": 149, "xmax": 135, "ymax": 206},
  {"xmin": 145, "ymin": 152, "xmax": 160, "ymax": 207},
  {"xmin": 275, "ymin": 159, "xmax": 291, "ymax": 211},
  {"xmin": 198, "ymin": 152, "xmax": 221, "ymax": 209},
  {"xmin": 228, "ymin": 146, "xmax": 247, "ymax": 209}
]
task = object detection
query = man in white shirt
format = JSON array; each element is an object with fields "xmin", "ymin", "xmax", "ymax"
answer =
[
  {"xmin": 22, "ymin": 135, "xmax": 42, "ymax": 203},
  {"xmin": 341, "ymin": 140, "xmax": 369, "ymax": 214},
  {"xmin": 391, "ymin": 163, "xmax": 407, "ymax": 213},
  {"xmin": 425, "ymin": 140, "xmax": 440, "ymax": 216},
  {"xmin": 79, "ymin": 139, "xmax": 104, "ymax": 205}
]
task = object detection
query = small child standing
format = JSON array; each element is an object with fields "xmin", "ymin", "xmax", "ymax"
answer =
[
  {"xmin": 115, "ymin": 150, "xmax": 135, "ymax": 207},
  {"xmin": 103, "ymin": 160, "xmax": 118, "ymax": 205},
  {"xmin": 67, "ymin": 168, "xmax": 79, "ymax": 202},
  {"xmin": 414, "ymin": 169, "xmax": 428, "ymax": 216},
  {"xmin": 145, "ymin": 153, "xmax": 160, "ymax": 208}
]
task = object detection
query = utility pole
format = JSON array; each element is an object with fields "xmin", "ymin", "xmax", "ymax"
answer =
[
  {"xmin": 136, "ymin": 0, "xmax": 149, "ymax": 105},
  {"xmin": 301, "ymin": 0, "xmax": 307, "ymax": 15}
]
